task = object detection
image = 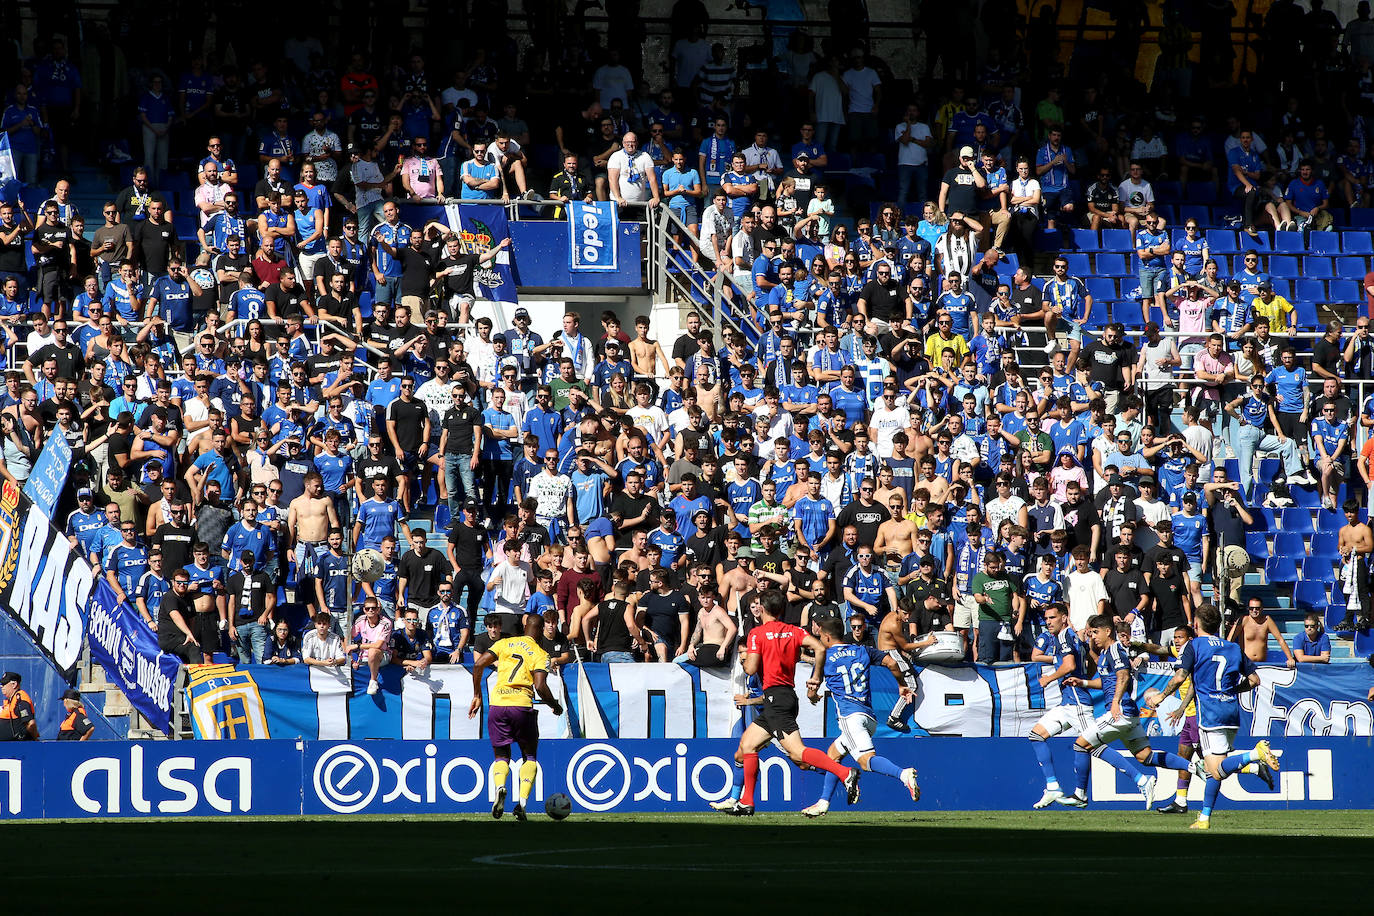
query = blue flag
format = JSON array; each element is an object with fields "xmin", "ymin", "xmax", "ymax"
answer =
[
  {"xmin": 568, "ymin": 201, "xmax": 619, "ymax": 273},
  {"xmin": 444, "ymin": 203, "xmax": 518, "ymax": 303},
  {"xmin": 23, "ymin": 429, "xmax": 72, "ymax": 520},
  {"xmin": 0, "ymin": 132, "xmax": 15, "ymax": 188},
  {"xmin": 84, "ymin": 578, "xmax": 181, "ymax": 735}
]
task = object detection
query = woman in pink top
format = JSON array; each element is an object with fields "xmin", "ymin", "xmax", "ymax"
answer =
[
  {"xmin": 1049, "ymin": 448, "xmax": 1088, "ymax": 503},
  {"xmin": 349, "ymin": 601, "xmax": 394, "ymax": 695}
]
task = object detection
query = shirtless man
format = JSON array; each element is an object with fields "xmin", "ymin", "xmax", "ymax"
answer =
[
  {"xmin": 878, "ymin": 602, "xmax": 937, "ymax": 730},
  {"xmin": 874, "ymin": 496, "xmax": 919, "ymax": 572},
  {"xmin": 1226, "ymin": 597, "xmax": 1296, "ymax": 668},
  {"xmin": 915, "ymin": 457, "xmax": 950, "ymax": 506},
  {"xmin": 693, "ymin": 363, "xmax": 722, "ymax": 422},
  {"xmin": 721, "ymin": 551, "xmax": 759, "ymax": 616},
  {"xmin": 620, "ymin": 529, "xmax": 652, "ymax": 571},
  {"xmin": 781, "ymin": 468, "xmax": 811, "ymax": 509},
  {"xmin": 287, "ymin": 471, "xmax": 339, "ymax": 587},
  {"xmin": 629, "ymin": 315, "xmax": 670, "ymax": 391},
  {"xmin": 1337, "ymin": 498, "xmax": 1374, "ymax": 630},
  {"xmin": 680, "ymin": 589, "xmax": 738, "ymax": 667},
  {"xmin": 872, "ymin": 465, "xmax": 905, "ymax": 514}
]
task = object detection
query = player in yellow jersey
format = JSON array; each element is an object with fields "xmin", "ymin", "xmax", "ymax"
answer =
[{"xmin": 469, "ymin": 613, "xmax": 565, "ymax": 820}]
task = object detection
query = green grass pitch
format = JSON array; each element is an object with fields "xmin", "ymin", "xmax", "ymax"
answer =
[{"xmin": 10, "ymin": 810, "xmax": 1374, "ymax": 906}]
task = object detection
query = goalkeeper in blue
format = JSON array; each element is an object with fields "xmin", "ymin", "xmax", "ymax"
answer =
[
  {"xmin": 801, "ymin": 616, "xmax": 920, "ymax": 817},
  {"xmin": 1146, "ymin": 602, "xmax": 1280, "ymax": 829},
  {"xmin": 1050, "ymin": 613, "xmax": 1195, "ymax": 810}
]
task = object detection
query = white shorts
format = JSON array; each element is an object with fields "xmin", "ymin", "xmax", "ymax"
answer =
[
  {"xmin": 837, "ymin": 711, "xmax": 877, "ymax": 758},
  {"xmin": 1199, "ymin": 726, "xmax": 1237, "ymax": 757},
  {"xmin": 954, "ymin": 594, "xmax": 979, "ymax": 629},
  {"xmin": 1089, "ymin": 713, "xmax": 1149, "ymax": 752},
  {"xmin": 1035, "ymin": 703, "xmax": 1096, "ymax": 739}
]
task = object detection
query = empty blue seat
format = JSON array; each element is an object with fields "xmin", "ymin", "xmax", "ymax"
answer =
[
  {"xmin": 1062, "ymin": 253, "xmax": 1091, "ymax": 276},
  {"xmin": 1245, "ymin": 531, "xmax": 1270, "ymax": 558},
  {"xmin": 1290, "ymin": 484, "xmax": 1322, "ymax": 508},
  {"xmin": 1267, "ymin": 255, "xmax": 1301, "ymax": 278},
  {"xmin": 1249, "ymin": 231, "xmax": 1275, "ymax": 253},
  {"xmin": 1342, "ymin": 230, "xmax": 1374, "ymax": 254},
  {"xmin": 1280, "ymin": 508, "xmax": 1314, "ymax": 533},
  {"xmin": 1095, "ymin": 253, "xmax": 1129, "ymax": 276},
  {"xmin": 1070, "ymin": 228, "xmax": 1101, "ymax": 251},
  {"xmin": 1302, "ymin": 557, "xmax": 1336, "ymax": 584},
  {"xmin": 1325, "ymin": 603, "xmax": 1350, "ymax": 630},
  {"xmin": 1273, "ymin": 531, "xmax": 1307, "ymax": 557},
  {"xmin": 1294, "ymin": 278, "xmax": 1325, "ymax": 302},
  {"xmin": 1307, "ymin": 233, "xmax": 1340, "ymax": 256},
  {"xmin": 1155, "ymin": 181, "xmax": 1183, "ymax": 202},
  {"xmin": 1186, "ymin": 181, "xmax": 1220, "ymax": 204},
  {"xmin": 1179, "ymin": 204, "xmax": 1210, "ymax": 224},
  {"xmin": 1206, "ymin": 229, "xmax": 1239, "ymax": 253},
  {"xmin": 1101, "ymin": 228, "xmax": 1134, "ymax": 252},
  {"xmin": 1293, "ymin": 580, "xmax": 1330, "ymax": 611},
  {"xmin": 1247, "ymin": 507, "xmax": 1276, "ymax": 531},
  {"xmin": 1329, "ymin": 279, "xmax": 1360, "ymax": 303},
  {"xmin": 1086, "ymin": 277, "xmax": 1116, "ymax": 301},
  {"xmin": 1274, "ymin": 231, "xmax": 1306, "ymax": 254},
  {"xmin": 1310, "ymin": 529, "xmax": 1340, "ymax": 558},
  {"xmin": 1304, "ymin": 256, "xmax": 1335, "ymax": 279},
  {"xmin": 1336, "ymin": 256, "xmax": 1368, "ymax": 279},
  {"xmin": 1265, "ymin": 556, "xmax": 1299, "ymax": 583},
  {"xmin": 1294, "ymin": 301, "xmax": 1319, "ymax": 327}
]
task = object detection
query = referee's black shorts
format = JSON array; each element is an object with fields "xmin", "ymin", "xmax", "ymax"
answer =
[{"xmin": 755, "ymin": 685, "xmax": 800, "ymax": 740}]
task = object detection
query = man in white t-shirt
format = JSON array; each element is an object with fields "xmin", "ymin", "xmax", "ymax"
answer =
[
  {"xmin": 592, "ymin": 50, "xmax": 636, "ymax": 111},
  {"xmin": 487, "ymin": 540, "xmax": 532, "ymax": 627},
  {"xmin": 1064, "ymin": 545, "xmax": 1109, "ymax": 631},
  {"xmin": 894, "ymin": 103, "xmax": 933, "ymax": 204},
  {"xmin": 607, "ymin": 132, "xmax": 661, "ymax": 209},
  {"xmin": 842, "ymin": 49, "xmax": 882, "ymax": 150}
]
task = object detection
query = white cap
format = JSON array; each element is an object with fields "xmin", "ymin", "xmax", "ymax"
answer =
[{"xmin": 958, "ymin": 146, "xmax": 975, "ymax": 160}]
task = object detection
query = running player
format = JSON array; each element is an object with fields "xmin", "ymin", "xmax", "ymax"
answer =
[
  {"xmin": 728, "ymin": 590, "xmax": 860, "ymax": 816},
  {"xmin": 802, "ymin": 617, "xmax": 920, "ymax": 817},
  {"xmin": 1027, "ymin": 603, "xmax": 1096, "ymax": 808},
  {"xmin": 468, "ymin": 613, "xmax": 565, "ymax": 821},
  {"xmin": 1146, "ymin": 603, "xmax": 1280, "ymax": 829},
  {"xmin": 1054, "ymin": 614, "xmax": 1195, "ymax": 809}
]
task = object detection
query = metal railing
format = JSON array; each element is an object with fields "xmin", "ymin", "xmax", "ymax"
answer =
[{"xmin": 644, "ymin": 205, "xmax": 762, "ymax": 346}]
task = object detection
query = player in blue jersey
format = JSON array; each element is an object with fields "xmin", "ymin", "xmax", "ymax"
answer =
[
  {"xmin": 1147, "ymin": 603, "xmax": 1279, "ymax": 829},
  {"xmin": 1053, "ymin": 614, "xmax": 1195, "ymax": 810},
  {"xmin": 800, "ymin": 616, "xmax": 920, "ymax": 816},
  {"xmin": 1027, "ymin": 604, "xmax": 1097, "ymax": 808}
]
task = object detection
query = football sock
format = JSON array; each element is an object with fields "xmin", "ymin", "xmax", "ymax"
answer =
[
  {"xmin": 1073, "ymin": 744, "xmax": 1092, "ymax": 793},
  {"xmin": 730, "ymin": 760, "xmax": 745, "ymax": 801},
  {"xmin": 518, "ymin": 760, "xmax": 538, "ymax": 805},
  {"xmin": 1102, "ymin": 749, "xmax": 1151, "ymax": 787},
  {"xmin": 740, "ymin": 753, "xmax": 759, "ymax": 807},
  {"xmin": 1030, "ymin": 736, "xmax": 1059, "ymax": 790},
  {"xmin": 1174, "ymin": 786, "xmax": 1188, "ymax": 804},
  {"xmin": 1201, "ymin": 775, "xmax": 1222, "ymax": 819},
  {"xmin": 1146, "ymin": 750, "xmax": 1193, "ymax": 772},
  {"xmin": 819, "ymin": 770, "xmax": 840, "ymax": 804},
  {"xmin": 1221, "ymin": 750, "xmax": 1256, "ymax": 778},
  {"xmin": 801, "ymin": 747, "xmax": 852, "ymax": 780},
  {"xmin": 868, "ymin": 755, "xmax": 904, "ymax": 780},
  {"xmin": 492, "ymin": 758, "xmax": 510, "ymax": 793},
  {"xmin": 1240, "ymin": 762, "xmax": 1260, "ymax": 774}
]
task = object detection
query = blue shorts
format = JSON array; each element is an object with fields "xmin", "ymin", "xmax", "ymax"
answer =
[
  {"xmin": 1186, "ymin": 560, "xmax": 1203, "ymax": 581},
  {"xmin": 1138, "ymin": 266, "xmax": 1166, "ymax": 298}
]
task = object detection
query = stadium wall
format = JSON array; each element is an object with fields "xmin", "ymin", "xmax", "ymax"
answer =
[{"xmin": 0, "ymin": 737, "xmax": 1364, "ymax": 818}]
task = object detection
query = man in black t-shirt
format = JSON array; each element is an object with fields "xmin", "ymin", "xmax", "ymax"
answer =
[
  {"xmin": 857, "ymin": 265, "xmax": 903, "ymax": 328},
  {"xmin": 447, "ymin": 500, "xmax": 490, "ymax": 629},
  {"xmin": 639, "ymin": 567, "xmax": 690, "ymax": 661},
  {"xmin": 1146, "ymin": 555, "xmax": 1190, "ymax": 639},
  {"xmin": 386, "ymin": 378, "xmax": 431, "ymax": 513},
  {"xmin": 226, "ymin": 551, "xmax": 275, "ymax": 664},
  {"xmin": 940, "ymin": 147, "xmax": 986, "ymax": 217},
  {"xmin": 608, "ymin": 470, "xmax": 657, "ymax": 547},
  {"xmin": 1080, "ymin": 322, "xmax": 1137, "ymax": 413},
  {"xmin": 136, "ymin": 200, "xmax": 179, "ymax": 276},
  {"xmin": 399, "ymin": 231, "xmax": 436, "ymax": 308},
  {"xmin": 265, "ymin": 269, "xmax": 308, "ymax": 320},
  {"xmin": 1103, "ymin": 548, "xmax": 1148, "ymax": 625},
  {"xmin": 157, "ymin": 572, "xmax": 201, "ymax": 663},
  {"xmin": 440, "ymin": 387, "xmax": 482, "ymax": 513},
  {"xmin": 397, "ymin": 527, "xmax": 453, "ymax": 613}
]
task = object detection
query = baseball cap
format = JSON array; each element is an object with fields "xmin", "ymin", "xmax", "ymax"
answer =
[
  {"xmin": 1183, "ymin": 491, "xmax": 1199, "ymax": 503},
  {"xmin": 795, "ymin": 151, "xmax": 810, "ymax": 161},
  {"xmin": 693, "ymin": 508, "xmax": 711, "ymax": 520},
  {"xmin": 1107, "ymin": 474, "xmax": 1123, "ymax": 487},
  {"xmin": 959, "ymin": 145, "xmax": 974, "ymax": 159},
  {"xmin": 0, "ymin": 672, "xmax": 18, "ymax": 686},
  {"xmin": 1226, "ymin": 278, "xmax": 1242, "ymax": 290},
  {"xmin": 514, "ymin": 307, "xmax": 531, "ymax": 320},
  {"xmin": 464, "ymin": 498, "xmax": 481, "ymax": 510},
  {"xmin": 919, "ymin": 555, "xmax": 935, "ymax": 567},
  {"xmin": 78, "ymin": 487, "xmax": 93, "ymax": 499},
  {"xmin": 62, "ymin": 688, "xmax": 81, "ymax": 701},
  {"xmin": 1257, "ymin": 280, "xmax": 1273, "ymax": 292}
]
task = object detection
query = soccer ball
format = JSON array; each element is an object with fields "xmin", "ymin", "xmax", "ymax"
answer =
[
  {"xmin": 545, "ymin": 792, "xmax": 572, "ymax": 820},
  {"xmin": 350, "ymin": 548, "xmax": 385, "ymax": 584}
]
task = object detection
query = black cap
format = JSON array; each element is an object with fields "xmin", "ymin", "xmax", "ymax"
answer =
[
  {"xmin": 919, "ymin": 555, "xmax": 935, "ymax": 567},
  {"xmin": 1107, "ymin": 474, "xmax": 1123, "ymax": 487},
  {"xmin": 62, "ymin": 688, "xmax": 81, "ymax": 701},
  {"xmin": 0, "ymin": 672, "xmax": 19, "ymax": 686},
  {"xmin": 1257, "ymin": 280, "xmax": 1273, "ymax": 292},
  {"xmin": 464, "ymin": 498, "xmax": 481, "ymax": 510},
  {"xmin": 1183, "ymin": 491, "xmax": 1199, "ymax": 503}
]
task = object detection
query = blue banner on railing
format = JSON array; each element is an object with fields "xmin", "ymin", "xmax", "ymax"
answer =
[
  {"xmin": 0, "ymin": 737, "xmax": 1363, "ymax": 818},
  {"xmin": 198, "ymin": 661, "xmax": 1374, "ymax": 742},
  {"xmin": 22, "ymin": 429, "xmax": 71, "ymax": 520},
  {"xmin": 567, "ymin": 201, "xmax": 619, "ymax": 273},
  {"xmin": 444, "ymin": 203, "xmax": 518, "ymax": 303},
  {"xmin": 84, "ymin": 579, "xmax": 180, "ymax": 734},
  {"xmin": 0, "ymin": 482, "xmax": 88, "ymax": 676}
]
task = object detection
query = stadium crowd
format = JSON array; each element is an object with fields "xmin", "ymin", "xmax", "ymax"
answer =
[{"xmin": 1, "ymin": 3, "xmax": 1373, "ymax": 698}]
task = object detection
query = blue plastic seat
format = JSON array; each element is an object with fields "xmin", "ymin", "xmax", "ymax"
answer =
[
  {"xmin": 1329, "ymin": 279, "xmax": 1360, "ymax": 304},
  {"xmin": 1304, "ymin": 256, "xmax": 1334, "ymax": 279},
  {"xmin": 1070, "ymin": 228, "xmax": 1101, "ymax": 251},
  {"xmin": 1290, "ymin": 484, "xmax": 1322, "ymax": 508},
  {"xmin": 1274, "ymin": 231, "xmax": 1307, "ymax": 254},
  {"xmin": 1342, "ymin": 230, "xmax": 1374, "ymax": 254},
  {"xmin": 1307, "ymin": 233, "xmax": 1340, "ymax": 256},
  {"xmin": 1267, "ymin": 255, "xmax": 1301, "ymax": 278},
  {"xmin": 1309, "ymin": 529, "xmax": 1340, "ymax": 559},
  {"xmin": 1186, "ymin": 181, "xmax": 1220, "ymax": 204},
  {"xmin": 1294, "ymin": 278, "xmax": 1325, "ymax": 303},
  {"xmin": 1293, "ymin": 580, "xmax": 1330, "ymax": 611},
  {"xmin": 1265, "ymin": 556, "xmax": 1299, "ymax": 583},
  {"xmin": 1279, "ymin": 508, "xmax": 1314, "ymax": 533},
  {"xmin": 1247, "ymin": 507, "xmax": 1276, "ymax": 532},
  {"xmin": 1294, "ymin": 301, "xmax": 1319, "ymax": 327},
  {"xmin": 1095, "ymin": 253, "xmax": 1129, "ymax": 276},
  {"xmin": 1206, "ymin": 229, "xmax": 1239, "ymax": 254},
  {"xmin": 1062, "ymin": 253, "xmax": 1091, "ymax": 276},
  {"xmin": 1302, "ymin": 557, "xmax": 1336, "ymax": 584},
  {"xmin": 1101, "ymin": 228, "xmax": 1134, "ymax": 252},
  {"xmin": 1273, "ymin": 531, "xmax": 1307, "ymax": 557},
  {"xmin": 1336, "ymin": 256, "xmax": 1368, "ymax": 279},
  {"xmin": 1155, "ymin": 181, "xmax": 1183, "ymax": 203},
  {"xmin": 1248, "ymin": 231, "xmax": 1275, "ymax": 253},
  {"xmin": 1179, "ymin": 204, "xmax": 1210, "ymax": 224},
  {"xmin": 1085, "ymin": 277, "xmax": 1116, "ymax": 301},
  {"xmin": 1245, "ymin": 531, "xmax": 1270, "ymax": 558}
]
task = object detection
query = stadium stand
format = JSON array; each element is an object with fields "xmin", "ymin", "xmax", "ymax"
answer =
[{"xmin": 0, "ymin": 0, "xmax": 1371, "ymax": 737}]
